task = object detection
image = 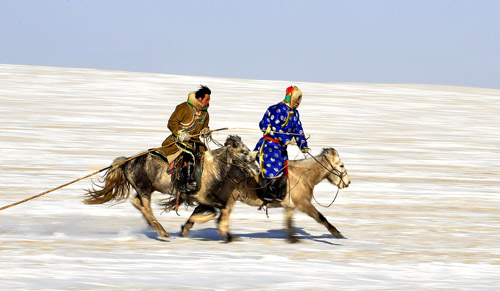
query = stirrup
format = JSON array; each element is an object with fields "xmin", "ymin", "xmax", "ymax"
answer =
[
  {"xmin": 262, "ymin": 195, "xmax": 281, "ymax": 202},
  {"xmin": 186, "ymin": 180, "xmax": 197, "ymax": 191}
]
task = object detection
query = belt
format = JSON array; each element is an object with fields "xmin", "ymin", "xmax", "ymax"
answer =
[{"xmin": 263, "ymin": 135, "xmax": 283, "ymax": 146}]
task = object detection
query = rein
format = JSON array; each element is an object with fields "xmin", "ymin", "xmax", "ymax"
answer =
[{"xmin": 312, "ymin": 187, "xmax": 340, "ymax": 208}]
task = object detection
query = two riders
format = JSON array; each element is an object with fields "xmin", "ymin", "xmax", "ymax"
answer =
[{"xmin": 160, "ymin": 85, "xmax": 308, "ymax": 202}]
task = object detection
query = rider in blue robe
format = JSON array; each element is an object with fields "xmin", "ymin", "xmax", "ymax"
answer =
[{"xmin": 254, "ymin": 86, "xmax": 310, "ymax": 202}]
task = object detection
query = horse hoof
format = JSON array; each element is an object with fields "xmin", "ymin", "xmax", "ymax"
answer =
[
  {"xmin": 222, "ymin": 233, "xmax": 233, "ymax": 243},
  {"xmin": 335, "ymin": 232, "xmax": 347, "ymax": 239},
  {"xmin": 288, "ymin": 237, "xmax": 299, "ymax": 244},
  {"xmin": 159, "ymin": 232, "xmax": 170, "ymax": 239},
  {"xmin": 180, "ymin": 224, "xmax": 188, "ymax": 237}
]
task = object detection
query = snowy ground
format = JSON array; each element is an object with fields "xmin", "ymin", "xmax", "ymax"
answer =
[{"xmin": 0, "ymin": 64, "xmax": 499, "ymax": 290}]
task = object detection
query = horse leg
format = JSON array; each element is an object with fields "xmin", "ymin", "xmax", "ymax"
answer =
[
  {"xmin": 131, "ymin": 195, "xmax": 152, "ymax": 227},
  {"xmin": 295, "ymin": 200, "xmax": 346, "ymax": 239},
  {"xmin": 180, "ymin": 204, "xmax": 216, "ymax": 237},
  {"xmin": 217, "ymin": 194, "xmax": 238, "ymax": 243},
  {"xmin": 284, "ymin": 207, "xmax": 299, "ymax": 243},
  {"xmin": 131, "ymin": 194, "xmax": 170, "ymax": 239}
]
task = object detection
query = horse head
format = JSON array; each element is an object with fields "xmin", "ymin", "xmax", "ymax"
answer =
[
  {"xmin": 224, "ymin": 135, "xmax": 260, "ymax": 177},
  {"xmin": 320, "ymin": 148, "xmax": 351, "ymax": 189}
]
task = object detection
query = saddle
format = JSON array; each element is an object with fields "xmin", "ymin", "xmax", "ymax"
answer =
[{"xmin": 151, "ymin": 149, "xmax": 203, "ymax": 194}]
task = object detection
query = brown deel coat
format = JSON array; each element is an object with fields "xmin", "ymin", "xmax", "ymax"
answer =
[{"xmin": 160, "ymin": 92, "xmax": 209, "ymax": 157}]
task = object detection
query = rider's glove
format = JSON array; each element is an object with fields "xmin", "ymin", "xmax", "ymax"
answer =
[
  {"xmin": 177, "ymin": 130, "xmax": 191, "ymax": 142},
  {"xmin": 287, "ymin": 137, "xmax": 297, "ymax": 146},
  {"xmin": 301, "ymin": 147, "xmax": 310, "ymax": 154},
  {"xmin": 200, "ymin": 127, "xmax": 211, "ymax": 138}
]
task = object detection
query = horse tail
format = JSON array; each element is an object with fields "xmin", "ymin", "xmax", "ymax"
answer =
[{"xmin": 84, "ymin": 157, "xmax": 131, "ymax": 204}]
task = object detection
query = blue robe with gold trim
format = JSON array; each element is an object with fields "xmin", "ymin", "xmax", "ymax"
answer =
[{"xmin": 254, "ymin": 102, "xmax": 308, "ymax": 178}]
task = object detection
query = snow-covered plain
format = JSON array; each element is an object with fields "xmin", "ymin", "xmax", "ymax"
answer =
[{"xmin": 1, "ymin": 64, "xmax": 499, "ymax": 290}]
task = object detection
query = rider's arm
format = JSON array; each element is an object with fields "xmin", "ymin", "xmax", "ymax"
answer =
[
  {"xmin": 294, "ymin": 110, "xmax": 308, "ymax": 149},
  {"xmin": 168, "ymin": 103, "xmax": 190, "ymax": 137}
]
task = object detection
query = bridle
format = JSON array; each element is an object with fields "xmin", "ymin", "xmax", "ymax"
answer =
[
  {"xmin": 304, "ymin": 151, "xmax": 348, "ymax": 207},
  {"xmin": 306, "ymin": 151, "xmax": 348, "ymax": 188}
]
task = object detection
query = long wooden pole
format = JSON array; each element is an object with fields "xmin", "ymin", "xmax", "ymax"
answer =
[
  {"xmin": 0, "ymin": 128, "xmax": 233, "ymax": 211},
  {"xmin": 0, "ymin": 145, "xmax": 167, "ymax": 211}
]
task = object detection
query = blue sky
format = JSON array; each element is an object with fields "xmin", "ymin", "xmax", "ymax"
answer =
[{"xmin": 2, "ymin": 0, "xmax": 499, "ymax": 89}]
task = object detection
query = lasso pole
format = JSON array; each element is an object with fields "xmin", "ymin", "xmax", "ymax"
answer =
[
  {"xmin": 0, "ymin": 145, "xmax": 169, "ymax": 211},
  {"xmin": 215, "ymin": 127, "xmax": 308, "ymax": 137},
  {"xmin": 0, "ymin": 127, "xmax": 232, "ymax": 212}
]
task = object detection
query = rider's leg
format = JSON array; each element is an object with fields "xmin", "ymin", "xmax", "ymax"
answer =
[
  {"xmin": 258, "ymin": 176, "xmax": 282, "ymax": 202},
  {"xmin": 182, "ymin": 152, "xmax": 197, "ymax": 191}
]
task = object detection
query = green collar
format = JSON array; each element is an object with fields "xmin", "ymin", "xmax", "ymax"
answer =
[{"xmin": 187, "ymin": 100, "xmax": 207, "ymax": 111}]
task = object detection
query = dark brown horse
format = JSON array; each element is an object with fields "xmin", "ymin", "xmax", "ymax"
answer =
[
  {"xmin": 84, "ymin": 135, "xmax": 259, "ymax": 239},
  {"xmin": 180, "ymin": 148, "xmax": 350, "ymax": 242}
]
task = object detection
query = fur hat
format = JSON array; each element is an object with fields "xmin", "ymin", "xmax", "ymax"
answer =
[{"xmin": 285, "ymin": 86, "xmax": 303, "ymax": 108}]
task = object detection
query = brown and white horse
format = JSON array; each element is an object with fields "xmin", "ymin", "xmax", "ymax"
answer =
[{"xmin": 180, "ymin": 148, "xmax": 351, "ymax": 243}]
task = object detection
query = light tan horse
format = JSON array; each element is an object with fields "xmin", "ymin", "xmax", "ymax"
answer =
[
  {"xmin": 84, "ymin": 135, "xmax": 259, "ymax": 239},
  {"xmin": 180, "ymin": 148, "xmax": 350, "ymax": 243}
]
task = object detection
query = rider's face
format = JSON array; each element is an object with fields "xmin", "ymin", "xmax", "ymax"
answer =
[
  {"xmin": 200, "ymin": 94, "xmax": 211, "ymax": 108},
  {"xmin": 293, "ymin": 95, "xmax": 302, "ymax": 108}
]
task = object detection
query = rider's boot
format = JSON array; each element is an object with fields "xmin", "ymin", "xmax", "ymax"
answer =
[
  {"xmin": 275, "ymin": 175, "xmax": 287, "ymax": 201},
  {"xmin": 268, "ymin": 177, "xmax": 283, "ymax": 202},
  {"xmin": 260, "ymin": 177, "xmax": 281, "ymax": 202},
  {"xmin": 183, "ymin": 164, "xmax": 197, "ymax": 191}
]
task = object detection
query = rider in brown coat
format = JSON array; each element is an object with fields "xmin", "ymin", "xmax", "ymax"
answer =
[{"xmin": 160, "ymin": 85, "xmax": 211, "ymax": 191}]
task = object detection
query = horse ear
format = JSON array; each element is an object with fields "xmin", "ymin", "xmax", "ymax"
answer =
[
  {"xmin": 225, "ymin": 135, "xmax": 241, "ymax": 148},
  {"xmin": 224, "ymin": 136, "xmax": 236, "ymax": 148},
  {"xmin": 324, "ymin": 148, "xmax": 337, "ymax": 155},
  {"xmin": 231, "ymin": 138, "xmax": 240, "ymax": 148}
]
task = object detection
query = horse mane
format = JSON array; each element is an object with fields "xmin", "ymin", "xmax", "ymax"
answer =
[
  {"xmin": 224, "ymin": 135, "xmax": 242, "ymax": 147},
  {"xmin": 320, "ymin": 148, "xmax": 337, "ymax": 156}
]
